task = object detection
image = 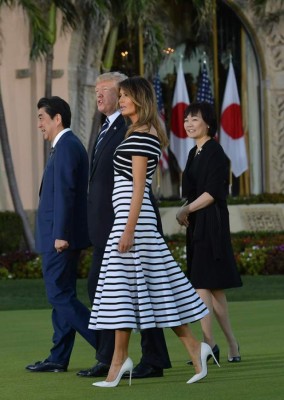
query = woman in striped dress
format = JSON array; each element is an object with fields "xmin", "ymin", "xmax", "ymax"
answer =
[{"xmin": 88, "ymin": 76, "xmax": 219, "ymax": 387}]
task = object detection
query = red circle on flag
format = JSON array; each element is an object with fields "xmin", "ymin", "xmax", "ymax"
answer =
[
  {"xmin": 171, "ymin": 103, "xmax": 188, "ymax": 138},
  {"xmin": 221, "ymin": 104, "xmax": 244, "ymax": 139}
]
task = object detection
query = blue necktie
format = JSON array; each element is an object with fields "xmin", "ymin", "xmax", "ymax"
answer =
[
  {"xmin": 49, "ymin": 147, "xmax": 55, "ymax": 158},
  {"xmin": 95, "ymin": 117, "xmax": 110, "ymax": 154}
]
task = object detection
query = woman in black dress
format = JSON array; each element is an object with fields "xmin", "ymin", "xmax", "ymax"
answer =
[{"xmin": 176, "ymin": 102, "xmax": 242, "ymax": 364}]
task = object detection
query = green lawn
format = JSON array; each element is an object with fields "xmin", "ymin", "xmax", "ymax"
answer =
[
  {"xmin": 1, "ymin": 277, "xmax": 284, "ymax": 400},
  {"xmin": 0, "ymin": 275, "xmax": 284, "ymax": 310},
  {"xmin": 1, "ymin": 301, "xmax": 284, "ymax": 400}
]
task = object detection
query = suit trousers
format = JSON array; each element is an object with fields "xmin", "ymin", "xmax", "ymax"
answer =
[
  {"xmin": 42, "ymin": 249, "xmax": 97, "ymax": 366},
  {"xmin": 87, "ymin": 246, "xmax": 172, "ymax": 369}
]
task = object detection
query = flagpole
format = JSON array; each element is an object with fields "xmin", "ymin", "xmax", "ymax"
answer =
[
  {"xmin": 178, "ymin": 52, "xmax": 184, "ymax": 200},
  {"xmin": 212, "ymin": 0, "xmax": 219, "ymax": 119},
  {"xmin": 241, "ymin": 27, "xmax": 250, "ymax": 196},
  {"xmin": 177, "ymin": 53, "xmax": 185, "ymax": 200},
  {"xmin": 228, "ymin": 52, "xmax": 233, "ymax": 193}
]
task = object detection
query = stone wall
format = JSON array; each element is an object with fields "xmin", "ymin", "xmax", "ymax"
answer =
[
  {"xmin": 160, "ymin": 204, "xmax": 284, "ymax": 235},
  {"xmin": 233, "ymin": 0, "xmax": 284, "ymax": 192}
]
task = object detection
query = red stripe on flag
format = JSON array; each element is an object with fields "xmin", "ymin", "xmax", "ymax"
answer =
[
  {"xmin": 221, "ymin": 103, "xmax": 244, "ymax": 139},
  {"xmin": 170, "ymin": 103, "xmax": 188, "ymax": 138}
]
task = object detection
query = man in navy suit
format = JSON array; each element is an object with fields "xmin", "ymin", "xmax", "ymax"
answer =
[
  {"xmin": 26, "ymin": 96, "xmax": 97, "ymax": 372},
  {"xmin": 77, "ymin": 72, "xmax": 171, "ymax": 379}
]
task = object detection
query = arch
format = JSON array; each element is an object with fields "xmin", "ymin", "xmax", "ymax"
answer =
[
  {"xmin": 223, "ymin": 0, "xmax": 267, "ymax": 78},
  {"xmin": 219, "ymin": 0, "xmax": 267, "ymax": 194}
]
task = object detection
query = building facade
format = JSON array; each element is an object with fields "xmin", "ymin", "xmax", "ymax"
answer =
[{"xmin": 0, "ymin": 0, "xmax": 283, "ymax": 212}]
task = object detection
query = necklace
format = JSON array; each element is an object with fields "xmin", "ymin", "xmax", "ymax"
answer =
[
  {"xmin": 195, "ymin": 146, "xmax": 203, "ymax": 156},
  {"xmin": 195, "ymin": 138, "xmax": 211, "ymax": 156}
]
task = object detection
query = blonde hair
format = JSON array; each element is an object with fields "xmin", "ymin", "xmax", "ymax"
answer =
[
  {"xmin": 118, "ymin": 76, "xmax": 169, "ymax": 148},
  {"xmin": 95, "ymin": 71, "xmax": 128, "ymax": 85}
]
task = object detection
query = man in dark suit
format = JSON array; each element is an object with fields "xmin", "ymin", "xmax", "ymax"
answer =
[
  {"xmin": 26, "ymin": 96, "xmax": 97, "ymax": 372},
  {"xmin": 77, "ymin": 72, "xmax": 171, "ymax": 379}
]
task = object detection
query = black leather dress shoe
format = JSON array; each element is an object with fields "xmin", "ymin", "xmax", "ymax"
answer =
[
  {"xmin": 77, "ymin": 362, "xmax": 109, "ymax": 377},
  {"xmin": 125, "ymin": 362, "xmax": 163, "ymax": 379},
  {"xmin": 26, "ymin": 360, "xmax": 67, "ymax": 372}
]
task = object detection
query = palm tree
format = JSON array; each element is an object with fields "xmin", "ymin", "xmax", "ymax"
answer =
[
  {"xmin": 79, "ymin": 0, "xmax": 168, "ymax": 154},
  {"xmin": 120, "ymin": 0, "xmax": 167, "ymax": 77},
  {"xmin": 32, "ymin": 1, "xmax": 110, "ymax": 156},
  {"xmin": 33, "ymin": 0, "xmax": 79, "ymax": 162},
  {"xmin": 0, "ymin": 0, "xmax": 109, "ymax": 250},
  {"xmin": 99, "ymin": 0, "xmax": 167, "ymax": 77},
  {"xmin": 0, "ymin": 0, "xmax": 48, "ymax": 251},
  {"xmin": 72, "ymin": 0, "xmax": 112, "ymax": 155}
]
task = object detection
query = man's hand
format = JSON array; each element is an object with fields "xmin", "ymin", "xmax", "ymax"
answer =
[{"xmin": 55, "ymin": 239, "xmax": 69, "ymax": 253}]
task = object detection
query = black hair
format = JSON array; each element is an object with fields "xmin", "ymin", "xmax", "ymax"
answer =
[
  {"xmin": 184, "ymin": 102, "xmax": 217, "ymax": 137},
  {"xmin": 37, "ymin": 96, "xmax": 71, "ymax": 128}
]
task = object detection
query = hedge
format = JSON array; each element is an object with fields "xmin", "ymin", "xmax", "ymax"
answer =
[{"xmin": 0, "ymin": 231, "xmax": 283, "ymax": 279}]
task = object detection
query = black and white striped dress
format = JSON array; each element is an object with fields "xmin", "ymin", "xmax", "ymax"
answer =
[{"xmin": 89, "ymin": 132, "xmax": 208, "ymax": 331}]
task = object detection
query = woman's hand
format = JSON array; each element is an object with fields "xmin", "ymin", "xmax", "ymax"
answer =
[
  {"xmin": 176, "ymin": 192, "xmax": 215, "ymax": 227},
  {"xmin": 176, "ymin": 205, "xmax": 190, "ymax": 227},
  {"xmin": 118, "ymin": 230, "xmax": 134, "ymax": 253}
]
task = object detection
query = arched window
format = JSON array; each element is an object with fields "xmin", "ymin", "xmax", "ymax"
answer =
[
  {"xmin": 157, "ymin": 1, "xmax": 264, "ymax": 198},
  {"xmin": 219, "ymin": 1, "xmax": 263, "ymax": 195}
]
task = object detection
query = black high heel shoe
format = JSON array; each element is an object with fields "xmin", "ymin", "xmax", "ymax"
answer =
[
  {"xmin": 187, "ymin": 344, "xmax": 220, "ymax": 365},
  {"xmin": 228, "ymin": 343, "xmax": 241, "ymax": 363}
]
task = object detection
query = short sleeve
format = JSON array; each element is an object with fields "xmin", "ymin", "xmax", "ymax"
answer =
[{"xmin": 118, "ymin": 133, "xmax": 161, "ymax": 159}]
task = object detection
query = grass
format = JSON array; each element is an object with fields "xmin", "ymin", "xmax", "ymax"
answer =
[
  {"xmin": 1, "ymin": 301, "xmax": 284, "ymax": 400},
  {"xmin": 0, "ymin": 275, "xmax": 284, "ymax": 311},
  {"xmin": 1, "ymin": 277, "xmax": 284, "ymax": 399}
]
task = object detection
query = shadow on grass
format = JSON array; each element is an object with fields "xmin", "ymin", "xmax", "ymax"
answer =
[
  {"xmin": 0, "ymin": 275, "xmax": 283, "ymax": 311},
  {"xmin": 1, "ymin": 302, "xmax": 284, "ymax": 400}
]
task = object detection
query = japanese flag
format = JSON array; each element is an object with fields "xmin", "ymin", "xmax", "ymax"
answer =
[
  {"xmin": 220, "ymin": 61, "xmax": 248, "ymax": 177},
  {"xmin": 170, "ymin": 60, "xmax": 195, "ymax": 171}
]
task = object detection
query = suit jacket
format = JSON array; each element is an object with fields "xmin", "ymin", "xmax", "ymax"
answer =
[
  {"xmin": 36, "ymin": 131, "xmax": 90, "ymax": 253},
  {"xmin": 88, "ymin": 114, "xmax": 164, "ymax": 248},
  {"xmin": 88, "ymin": 114, "xmax": 127, "ymax": 247}
]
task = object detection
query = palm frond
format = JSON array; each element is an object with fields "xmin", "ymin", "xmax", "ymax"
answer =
[
  {"xmin": 53, "ymin": 0, "xmax": 78, "ymax": 31},
  {"xmin": 2, "ymin": 0, "xmax": 50, "ymax": 59}
]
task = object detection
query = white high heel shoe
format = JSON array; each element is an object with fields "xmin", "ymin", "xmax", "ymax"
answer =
[
  {"xmin": 187, "ymin": 342, "xmax": 220, "ymax": 384},
  {"xmin": 92, "ymin": 357, "xmax": 133, "ymax": 388}
]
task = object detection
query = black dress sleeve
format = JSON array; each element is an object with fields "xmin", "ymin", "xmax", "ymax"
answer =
[{"xmin": 201, "ymin": 143, "xmax": 229, "ymax": 201}]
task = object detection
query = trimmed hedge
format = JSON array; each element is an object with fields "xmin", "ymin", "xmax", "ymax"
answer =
[
  {"xmin": 0, "ymin": 231, "xmax": 283, "ymax": 279},
  {"xmin": 0, "ymin": 212, "xmax": 24, "ymax": 253},
  {"xmin": 158, "ymin": 193, "xmax": 284, "ymax": 207}
]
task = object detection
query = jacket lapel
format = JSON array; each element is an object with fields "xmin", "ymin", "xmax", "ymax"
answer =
[
  {"xmin": 39, "ymin": 131, "xmax": 73, "ymax": 196},
  {"xmin": 90, "ymin": 115, "xmax": 125, "ymax": 177}
]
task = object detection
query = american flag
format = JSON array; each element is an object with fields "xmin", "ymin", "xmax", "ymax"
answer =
[
  {"xmin": 196, "ymin": 62, "xmax": 214, "ymax": 104},
  {"xmin": 153, "ymin": 73, "xmax": 169, "ymax": 172}
]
